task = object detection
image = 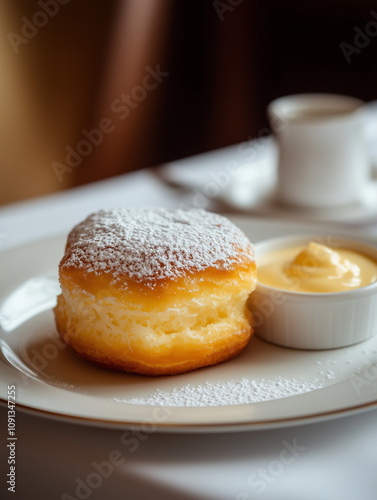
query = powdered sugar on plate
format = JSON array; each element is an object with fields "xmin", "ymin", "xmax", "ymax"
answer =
[
  {"xmin": 61, "ymin": 207, "xmax": 255, "ymax": 288},
  {"xmin": 112, "ymin": 377, "xmax": 323, "ymax": 407},
  {"xmin": 111, "ymin": 342, "xmax": 377, "ymax": 407}
]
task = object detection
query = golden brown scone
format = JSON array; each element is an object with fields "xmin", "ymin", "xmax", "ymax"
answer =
[{"xmin": 54, "ymin": 208, "xmax": 256, "ymax": 375}]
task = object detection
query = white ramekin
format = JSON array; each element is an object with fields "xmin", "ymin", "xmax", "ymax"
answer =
[{"xmin": 249, "ymin": 234, "xmax": 377, "ymax": 350}]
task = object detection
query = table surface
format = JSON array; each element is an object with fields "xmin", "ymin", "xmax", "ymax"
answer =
[{"xmin": 1, "ymin": 139, "xmax": 377, "ymax": 500}]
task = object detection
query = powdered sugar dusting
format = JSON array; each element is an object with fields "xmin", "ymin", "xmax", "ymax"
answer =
[
  {"xmin": 61, "ymin": 208, "xmax": 254, "ymax": 288},
  {"xmin": 112, "ymin": 377, "xmax": 322, "ymax": 407}
]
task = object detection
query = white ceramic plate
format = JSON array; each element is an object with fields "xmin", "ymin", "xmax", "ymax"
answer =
[{"xmin": 1, "ymin": 217, "xmax": 377, "ymax": 433}]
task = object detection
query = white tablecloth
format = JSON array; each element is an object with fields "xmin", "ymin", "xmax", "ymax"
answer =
[{"xmin": 1, "ymin": 147, "xmax": 377, "ymax": 500}]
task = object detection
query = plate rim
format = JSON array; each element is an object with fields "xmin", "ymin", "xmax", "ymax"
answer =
[{"xmin": 1, "ymin": 390, "xmax": 377, "ymax": 433}]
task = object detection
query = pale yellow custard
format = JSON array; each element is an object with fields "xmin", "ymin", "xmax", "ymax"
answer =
[{"xmin": 257, "ymin": 241, "xmax": 377, "ymax": 293}]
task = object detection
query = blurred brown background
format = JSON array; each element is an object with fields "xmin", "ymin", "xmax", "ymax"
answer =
[{"xmin": 1, "ymin": 0, "xmax": 377, "ymax": 205}]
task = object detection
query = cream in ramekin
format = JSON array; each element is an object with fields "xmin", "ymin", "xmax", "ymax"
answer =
[{"xmin": 249, "ymin": 235, "xmax": 377, "ymax": 350}]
